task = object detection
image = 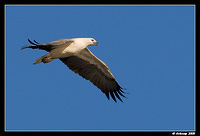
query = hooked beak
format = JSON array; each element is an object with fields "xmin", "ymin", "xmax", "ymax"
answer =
[{"xmin": 94, "ymin": 41, "xmax": 98, "ymax": 46}]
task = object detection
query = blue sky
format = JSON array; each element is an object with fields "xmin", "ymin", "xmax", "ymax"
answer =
[{"xmin": 5, "ymin": 5, "xmax": 195, "ymax": 131}]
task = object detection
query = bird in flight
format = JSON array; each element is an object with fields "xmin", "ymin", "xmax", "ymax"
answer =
[{"xmin": 21, "ymin": 38, "xmax": 126, "ymax": 102}]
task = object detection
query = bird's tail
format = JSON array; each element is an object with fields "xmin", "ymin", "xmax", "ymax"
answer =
[{"xmin": 34, "ymin": 54, "xmax": 54, "ymax": 64}]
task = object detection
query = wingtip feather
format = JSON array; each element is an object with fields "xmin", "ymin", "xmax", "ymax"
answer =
[{"xmin": 105, "ymin": 92, "xmax": 110, "ymax": 100}]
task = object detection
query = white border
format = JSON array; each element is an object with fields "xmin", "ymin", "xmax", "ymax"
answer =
[{"xmin": 4, "ymin": 4, "xmax": 196, "ymax": 132}]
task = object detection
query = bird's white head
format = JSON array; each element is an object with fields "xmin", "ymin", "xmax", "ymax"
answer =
[
  {"xmin": 78, "ymin": 38, "xmax": 98, "ymax": 46},
  {"xmin": 73, "ymin": 38, "xmax": 98, "ymax": 48},
  {"xmin": 88, "ymin": 38, "xmax": 98, "ymax": 46}
]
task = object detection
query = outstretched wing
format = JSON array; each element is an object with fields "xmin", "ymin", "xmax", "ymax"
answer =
[
  {"xmin": 60, "ymin": 48, "xmax": 125, "ymax": 102},
  {"xmin": 21, "ymin": 39, "xmax": 74, "ymax": 52}
]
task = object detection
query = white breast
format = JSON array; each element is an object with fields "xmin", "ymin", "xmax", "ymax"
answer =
[{"xmin": 50, "ymin": 39, "xmax": 88, "ymax": 59}]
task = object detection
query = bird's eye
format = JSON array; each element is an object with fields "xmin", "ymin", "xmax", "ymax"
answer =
[{"xmin": 91, "ymin": 39, "xmax": 94, "ymax": 42}]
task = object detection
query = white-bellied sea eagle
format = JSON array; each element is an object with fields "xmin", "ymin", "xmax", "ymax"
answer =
[{"xmin": 21, "ymin": 38, "xmax": 126, "ymax": 102}]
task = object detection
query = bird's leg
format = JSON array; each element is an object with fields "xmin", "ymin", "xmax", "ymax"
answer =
[{"xmin": 42, "ymin": 57, "xmax": 54, "ymax": 63}]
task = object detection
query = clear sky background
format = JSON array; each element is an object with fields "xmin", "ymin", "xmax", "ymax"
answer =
[{"xmin": 5, "ymin": 5, "xmax": 195, "ymax": 131}]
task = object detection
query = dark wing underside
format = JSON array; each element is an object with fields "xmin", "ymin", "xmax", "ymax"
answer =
[{"xmin": 59, "ymin": 56, "xmax": 125, "ymax": 102}]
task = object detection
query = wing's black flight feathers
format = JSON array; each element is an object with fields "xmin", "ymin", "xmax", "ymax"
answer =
[
  {"xmin": 28, "ymin": 39, "xmax": 37, "ymax": 45},
  {"xmin": 60, "ymin": 56, "xmax": 126, "ymax": 103},
  {"xmin": 33, "ymin": 40, "xmax": 40, "ymax": 44},
  {"xmin": 21, "ymin": 39, "xmax": 52, "ymax": 51}
]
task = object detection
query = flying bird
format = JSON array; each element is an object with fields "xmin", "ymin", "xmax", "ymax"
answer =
[{"xmin": 21, "ymin": 38, "xmax": 126, "ymax": 102}]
